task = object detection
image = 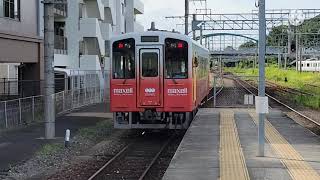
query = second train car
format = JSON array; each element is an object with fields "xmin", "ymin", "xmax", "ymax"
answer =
[{"xmin": 110, "ymin": 31, "xmax": 211, "ymax": 129}]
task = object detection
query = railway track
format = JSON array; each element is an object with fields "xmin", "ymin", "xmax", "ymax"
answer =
[
  {"xmin": 265, "ymin": 80, "xmax": 317, "ymax": 97},
  {"xmin": 232, "ymin": 75, "xmax": 320, "ymax": 129},
  {"xmin": 88, "ymin": 132, "xmax": 179, "ymax": 180}
]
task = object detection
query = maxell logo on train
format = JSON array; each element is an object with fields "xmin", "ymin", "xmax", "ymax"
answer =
[
  {"xmin": 168, "ymin": 88, "xmax": 188, "ymax": 95},
  {"xmin": 113, "ymin": 88, "xmax": 133, "ymax": 95},
  {"xmin": 145, "ymin": 88, "xmax": 156, "ymax": 93}
]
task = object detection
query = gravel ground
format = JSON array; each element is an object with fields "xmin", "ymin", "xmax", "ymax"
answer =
[
  {"xmin": 3, "ymin": 119, "xmax": 132, "ymax": 180},
  {"xmin": 143, "ymin": 133, "xmax": 184, "ymax": 180},
  {"xmin": 203, "ymin": 78, "xmax": 254, "ymax": 108},
  {"xmin": 46, "ymin": 130, "xmax": 135, "ymax": 180}
]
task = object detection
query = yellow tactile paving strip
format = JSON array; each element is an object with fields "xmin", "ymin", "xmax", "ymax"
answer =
[
  {"xmin": 249, "ymin": 111, "xmax": 320, "ymax": 180},
  {"xmin": 220, "ymin": 110, "xmax": 250, "ymax": 180}
]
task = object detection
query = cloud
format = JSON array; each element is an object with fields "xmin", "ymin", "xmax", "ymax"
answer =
[{"xmin": 138, "ymin": 0, "xmax": 320, "ymax": 31}]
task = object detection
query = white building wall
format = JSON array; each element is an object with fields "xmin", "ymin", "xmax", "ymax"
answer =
[
  {"xmin": 53, "ymin": 0, "xmax": 144, "ymax": 88},
  {"xmin": 125, "ymin": 0, "xmax": 134, "ymax": 33},
  {"xmin": 65, "ymin": 0, "xmax": 81, "ymax": 69},
  {"xmin": 115, "ymin": 0, "xmax": 125, "ymax": 34}
]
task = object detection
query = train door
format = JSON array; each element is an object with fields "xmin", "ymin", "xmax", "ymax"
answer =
[{"xmin": 138, "ymin": 47, "xmax": 163, "ymax": 107}]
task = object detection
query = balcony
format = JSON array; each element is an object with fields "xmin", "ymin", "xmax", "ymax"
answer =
[
  {"xmin": 54, "ymin": 35, "xmax": 68, "ymax": 55},
  {"xmin": 80, "ymin": 18, "xmax": 105, "ymax": 55},
  {"xmin": 134, "ymin": 0, "xmax": 144, "ymax": 14},
  {"xmin": 96, "ymin": 0, "xmax": 105, "ymax": 20},
  {"xmin": 54, "ymin": 54, "xmax": 69, "ymax": 68},
  {"xmin": 103, "ymin": 0, "xmax": 115, "ymax": 24},
  {"xmin": 54, "ymin": 3, "xmax": 67, "ymax": 17},
  {"xmin": 80, "ymin": 55, "xmax": 102, "ymax": 71},
  {"xmin": 100, "ymin": 22, "xmax": 113, "ymax": 40},
  {"xmin": 82, "ymin": 0, "xmax": 104, "ymax": 20}
]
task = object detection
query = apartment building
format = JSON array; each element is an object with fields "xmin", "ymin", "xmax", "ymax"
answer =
[
  {"xmin": 0, "ymin": 0, "xmax": 43, "ymax": 97},
  {"xmin": 0, "ymin": 0, "xmax": 144, "ymax": 96},
  {"xmin": 52, "ymin": 0, "xmax": 144, "ymax": 87}
]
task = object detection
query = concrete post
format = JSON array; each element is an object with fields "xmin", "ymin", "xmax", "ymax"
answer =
[
  {"xmin": 220, "ymin": 56, "xmax": 223, "ymax": 75},
  {"xmin": 185, "ymin": 0, "xmax": 189, "ymax": 35},
  {"xmin": 288, "ymin": 25, "xmax": 292, "ymax": 58},
  {"xmin": 4, "ymin": 101, "xmax": 8, "ymax": 128},
  {"xmin": 298, "ymin": 34, "xmax": 302, "ymax": 73},
  {"xmin": 44, "ymin": 0, "xmax": 55, "ymax": 139},
  {"xmin": 32, "ymin": 96, "xmax": 35, "ymax": 122},
  {"xmin": 192, "ymin": 14, "xmax": 196, "ymax": 40},
  {"xmin": 213, "ymin": 76, "xmax": 217, "ymax": 108},
  {"xmin": 19, "ymin": 99, "xmax": 22, "ymax": 124},
  {"xmin": 200, "ymin": 25, "xmax": 203, "ymax": 45},
  {"xmin": 296, "ymin": 31, "xmax": 299, "ymax": 71},
  {"xmin": 278, "ymin": 53, "xmax": 281, "ymax": 68},
  {"xmin": 258, "ymin": 0, "xmax": 266, "ymax": 157},
  {"xmin": 284, "ymin": 54, "xmax": 287, "ymax": 69},
  {"xmin": 124, "ymin": 0, "xmax": 134, "ymax": 33}
]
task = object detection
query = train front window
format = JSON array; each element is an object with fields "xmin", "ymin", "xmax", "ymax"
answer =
[
  {"xmin": 112, "ymin": 39, "xmax": 135, "ymax": 79},
  {"xmin": 165, "ymin": 38, "xmax": 188, "ymax": 79},
  {"xmin": 142, "ymin": 52, "xmax": 158, "ymax": 77}
]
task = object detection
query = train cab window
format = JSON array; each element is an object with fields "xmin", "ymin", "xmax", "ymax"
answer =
[
  {"xmin": 142, "ymin": 52, "xmax": 158, "ymax": 77},
  {"xmin": 165, "ymin": 38, "xmax": 188, "ymax": 79},
  {"xmin": 112, "ymin": 39, "xmax": 135, "ymax": 79}
]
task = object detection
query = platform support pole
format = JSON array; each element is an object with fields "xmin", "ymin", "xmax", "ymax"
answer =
[
  {"xmin": 213, "ymin": 76, "xmax": 217, "ymax": 108},
  {"xmin": 258, "ymin": 0, "xmax": 266, "ymax": 157}
]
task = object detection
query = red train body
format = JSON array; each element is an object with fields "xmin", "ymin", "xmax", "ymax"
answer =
[{"xmin": 110, "ymin": 31, "xmax": 211, "ymax": 129}]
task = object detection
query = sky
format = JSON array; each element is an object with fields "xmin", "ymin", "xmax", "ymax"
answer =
[{"xmin": 137, "ymin": 0, "xmax": 320, "ymax": 32}]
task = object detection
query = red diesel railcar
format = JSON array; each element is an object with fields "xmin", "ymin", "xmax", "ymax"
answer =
[{"xmin": 110, "ymin": 31, "xmax": 211, "ymax": 129}]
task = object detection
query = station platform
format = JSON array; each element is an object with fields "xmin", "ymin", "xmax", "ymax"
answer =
[{"xmin": 163, "ymin": 108, "xmax": 320, "ymax": 180}]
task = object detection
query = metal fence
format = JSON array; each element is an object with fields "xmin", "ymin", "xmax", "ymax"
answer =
[
  {"xmin": 0, "ymin": 79, "xmax": 42, "ymax": 98},
  {"xmin": 0, "ymin": 70, "xmax": 111, "ymax": 130},
  {"xmin": 0, "ymin": 86, "xmax": 104, "ymax": 129}
]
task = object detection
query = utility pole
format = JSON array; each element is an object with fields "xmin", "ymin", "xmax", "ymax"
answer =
[
  {"xmin": 288, "ymin": 26, "xmax": 292, "ymax": 55},
  {"xmin": 297, "ymin": 33, "xmax": 302, "ymax": 73},
  {"xmin": 192, "ymin": 14, "xmax": 196, "ymax": 40},
  {"xmin": 185, "ymin": 0, "xmax": 189, "ymax": 35},
  {"xmin": 43, "ymin": 0, "xmax": 55, "ymax": 139},
  {"xmin": 257, "ymin": 0, "xmax": 266, "ymax": 157},
  {"xmin": 200, "ymin": 24, "xmax": 203, "ymax": 45}
]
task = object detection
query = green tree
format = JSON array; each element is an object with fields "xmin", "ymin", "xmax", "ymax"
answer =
[{"xmin": 239, "ymin": 40, "xmax": 257, "ymax": 49}]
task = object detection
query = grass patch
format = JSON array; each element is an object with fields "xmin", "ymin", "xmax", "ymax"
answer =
[
  {"xmin": 225, "ymin": 65, "xmax": 320, "ymax": 109},
  {"xmin": 37, "ymin": 143, "xmax": 64, "ymax": 156},
  {"xmin": 36, "ymin": 120, "xmax": 114, "ymax": 158},
  {"xmin": 78, "ymin": 120, "xmax": 114, "ymax": 141}
]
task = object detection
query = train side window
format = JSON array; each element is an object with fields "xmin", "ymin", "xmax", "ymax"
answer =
[
  {"xmin": 112, "ymin": 39, "xmax": 135, "ymax": 79},
  {"xmin": 307, "ymin": 63, "xmax": 310, "ymax": 67},
  {"xmin": 142, "ymin": 52, "xmax": 158, "ymax": 77}
]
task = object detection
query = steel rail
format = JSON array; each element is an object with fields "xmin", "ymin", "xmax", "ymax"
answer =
[
  {"xmin": 138, "ymin": 136, "xmax": 174, "ymax": 180},
  {"xmin": 200, "ymin": 76, "xmax": 225, "ymax": 106},
  {"xmin": 87, "ymin": 144, "xmax": 131, "ymax": 180},
  {"xmin": 88, "ymin": 136, "xmax": 174, "ymax": 180},
  {"xmin": 234, "ymin": 76, "xmax": 320, "ymax": 127}
]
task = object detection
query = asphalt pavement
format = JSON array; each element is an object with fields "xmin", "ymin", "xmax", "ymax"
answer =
[{"xmin": 0, "ymin": 103, "xmax": 110, "ymax": 173}]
